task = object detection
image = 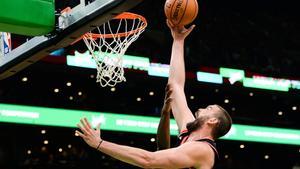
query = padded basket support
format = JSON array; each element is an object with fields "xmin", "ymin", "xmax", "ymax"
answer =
[{"xmin": 0, "ymin": 0, "xmax": 55, "ymax": 36}]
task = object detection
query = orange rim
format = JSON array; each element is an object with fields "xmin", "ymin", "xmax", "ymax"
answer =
[{"xmin": 73, "ymin": 12, "xmax": 147, "ymax": 44}]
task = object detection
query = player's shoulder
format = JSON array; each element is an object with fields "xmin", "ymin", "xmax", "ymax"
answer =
[
  {"xmin": 178, "ymin": 141, "xmax": 215, "ymax": 158},
  {"xmin": 177, "ymin": 141, "xmax": 215, "ymax": 168}
]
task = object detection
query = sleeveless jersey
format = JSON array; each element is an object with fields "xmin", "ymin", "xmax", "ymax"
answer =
[{"xmin": 178, "ymin": 130, "xmax": 219, "ymax": 169}]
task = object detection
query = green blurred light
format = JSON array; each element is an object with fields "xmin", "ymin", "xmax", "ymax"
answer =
[
  {"xmin": 291, "ymin": 80, "xmax": 300, "ymax": 90},
  {"xmin": 243, "ymin": 77, "xmax": 290, "ymax": 92},
  {"xmin": 66, "ymin": 51, "xmax": 150, "ymax": 71},
  {"xmin": 197, "ymin": 71, "xmax": 223, "ymax": 84},
  {"xmin": 222, "ymin": 124, "xmax": 300, "ymax": 145},
  {"xmin": 67, "ymin": 51, "xmax": 96, "ymax": 69},
  {"xmin": 66, "ymin": 52, "xmax": 300, "ymax": 92},
  {"xmin": 220, "ymin": 67, "xmax": 245, "ymax": 79},
  {"xmin": 148, "ymin": 63, "xmax": 169, "ymax": 77},
  {"xmin": 1, "ymin": 103, "xmax": 300, "ymax": 145}
]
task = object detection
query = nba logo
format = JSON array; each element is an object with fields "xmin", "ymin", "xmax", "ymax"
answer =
[{"xmin": 0, "ymin": 32, "xmax": 11, "ymax": 56}]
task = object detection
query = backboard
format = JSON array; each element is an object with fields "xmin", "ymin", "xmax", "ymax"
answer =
[{"xmin": 0, "ymin": 0, "xmax": 143, "ymax": 80}]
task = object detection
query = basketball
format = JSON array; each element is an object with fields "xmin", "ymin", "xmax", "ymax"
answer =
[{"xmin": 164, "ymin": 0, "xmax": 198, "ymax": 26}]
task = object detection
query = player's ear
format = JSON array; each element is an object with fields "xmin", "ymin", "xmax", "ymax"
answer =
[{"xmin": 207, "ymin": 117, "xmax": 218, "ymax": 125}]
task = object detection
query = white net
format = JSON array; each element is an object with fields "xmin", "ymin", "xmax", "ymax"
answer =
[{"xmin": 82, "ymin": 12, "xmax": 147, "ymax": 87}]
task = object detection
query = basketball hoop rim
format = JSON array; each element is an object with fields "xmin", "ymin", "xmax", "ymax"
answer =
[
  {"xmin": 73, "ymin": 12, "xmax": 147, "ymax": 87},
  {"xmin": 83, "ymin": 12, "xmax": 147, "ymax": 39}
]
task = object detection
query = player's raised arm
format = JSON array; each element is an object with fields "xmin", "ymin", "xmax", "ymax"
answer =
[
  {"xmin": 157, "ymin": 85, "xmax": 172, "ymax": 150},
  {"xmin": 167, "ymin": 20, "xmax": 196, "ymax": 131}
]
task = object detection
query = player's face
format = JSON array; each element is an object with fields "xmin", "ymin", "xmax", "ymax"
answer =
[
  {"xmin": 186, "ymin": 105, "xmax": 221, "ymax": 132},
  {"xmin": 195, "ymin": 105, "xmax": 220, "ymax": 119}
]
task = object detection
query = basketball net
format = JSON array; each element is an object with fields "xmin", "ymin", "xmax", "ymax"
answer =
[{"xmin": 82, "ymin": 12, "xmax": 147, "ymax": 87}]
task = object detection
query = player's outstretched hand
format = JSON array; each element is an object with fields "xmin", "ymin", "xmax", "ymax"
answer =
[
  {"xmin": 166, "ymin": 19, "xmax": 195, "ymax": 40},
  {"xmin": 76, "ymin": 117, "xmax": 102, "ymax": 149}
]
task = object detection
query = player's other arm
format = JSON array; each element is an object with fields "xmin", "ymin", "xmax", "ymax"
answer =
[
  {"xmin": 167, "ymin": 20, "xmax": 196, "ymax": 131},
  {"xmin": 157, "ymin": 85, "xmax": 172, "ymax": 150},
  {"xmin": 77, "ymin": 118, "xmax": 213, "ymax": 169},
  {"xmin": 99, "ymin": 140, "xmax": 212, "ymax": 169}
]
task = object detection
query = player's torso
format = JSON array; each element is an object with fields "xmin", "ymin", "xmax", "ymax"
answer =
[{"xmin": 178, "ymin": 133, "xmax": 216, "ymax": 169}]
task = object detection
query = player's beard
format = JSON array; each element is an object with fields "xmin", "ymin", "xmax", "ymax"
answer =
[{"xmin": 186, "ymin": 116, "xmax": 208, "ymax": 133}]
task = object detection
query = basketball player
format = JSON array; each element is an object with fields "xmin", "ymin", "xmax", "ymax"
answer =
[
  {"xmin": 160, "ymin": 20, "xmax": 232, "ymax": 168},
  {"xmin": 76, "ymin": 21, "xmax": 232, "ymax": 169}
]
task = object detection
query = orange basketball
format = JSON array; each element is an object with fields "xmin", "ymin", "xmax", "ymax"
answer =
[{"xmin": 164, "ymin": 0, "xmax": 198, "ymax": 26}]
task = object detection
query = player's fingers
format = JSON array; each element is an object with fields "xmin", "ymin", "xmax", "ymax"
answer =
[
  {"xmin": 80, "ymin": 118, "xmax": 87, "ymax": 128},
  {"xmin": 75, "ymin": 130, "xmax": 88, "ymax": 140},
  {"xmin": 83, "ymin": 117, "xmax": 92, "ymax": 129},
  {"xmin": 166, "ymin": 19, "xmax": 171, "ymax": 28},
  {"xmin": 165, "ymin": 84, "xmax": 170, "ymax": 91},
  {"xmin": 166, "ymin": 86, "xmax": 172, "ymax": 92},
  {"xmin": 167, "ymin": 19, "xmax": 176, "ymax": 29},
  {"xmin": 166, "ymin": 84, "xmax": 172, "ymax": 91},
  {"xmin": 96, "ymin": 123, "xmax": 101, "ymax": 131},
  {"xmin": 166, "ymin": 97, "xmax": 173, "ymax": 103},
  {"xmin": 186, "ymin": 24, "xmax": 196, "ymax": 34},
  {"xmin": 168, "ymin": 19, "xmax": 175, "ymax": 27},
  {"xmin": 77, "ymin": 123, "xmax": 91, "ymax": 135},
  {"xmin": 80, "ymin": 118, "xmax": 92, "ymax": 134},
  {"xmin": 166, "ymin": 89, "xmax": 172, "ymax": 97},
  {"xmin": 77, "ymin": 119, "xmax": 93, "ymax": 135}
]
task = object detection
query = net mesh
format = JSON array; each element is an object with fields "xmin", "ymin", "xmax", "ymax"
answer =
[{"xmin": 82, "ymin": 13, "xmax": 147, "ymax": 87}]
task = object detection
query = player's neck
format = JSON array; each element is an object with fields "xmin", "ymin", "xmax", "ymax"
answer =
[{"xmin": 188, "ymin": 127, "xmax": 214, "ymax": 141}]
